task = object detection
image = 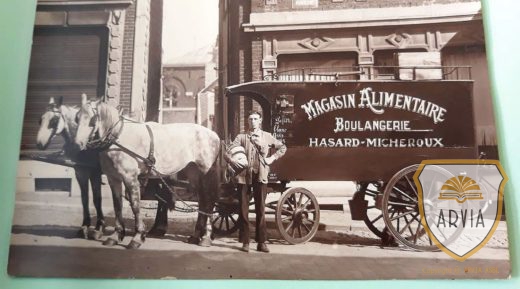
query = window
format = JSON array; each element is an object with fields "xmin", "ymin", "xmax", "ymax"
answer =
[
  {"xmin": 163, "ymin": 86, "xmax": 179, "ymax": 108},
  {"xmin": 292, "ymin": 0, "xmax": 318, "ymax": 8}
]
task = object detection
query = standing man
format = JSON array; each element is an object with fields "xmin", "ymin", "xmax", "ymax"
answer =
[{"xmin": 226, "ymin": 111, "xmax": 286, "ymax": 253}]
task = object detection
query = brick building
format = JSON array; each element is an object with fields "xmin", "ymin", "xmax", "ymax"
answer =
[
  {"xmin": 161, "ymin": 44, "xmax": 218, "ymax": 127},
  {"xmin": 218, "ymin": 0, "xmax": 495, "ymax": 155},
  {"xmin": 17, "ymin": 0, "xmax": 162, "ymax": 193}
]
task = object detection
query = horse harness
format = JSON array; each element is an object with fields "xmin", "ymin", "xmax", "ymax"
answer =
[{"xmin": 85, "ymin": 108, "xmax": 214, "ymax": 217}]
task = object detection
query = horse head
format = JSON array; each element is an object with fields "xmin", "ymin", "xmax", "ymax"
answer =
[
  {"xmin": 75, "ymin": 94, "xmax": 120, "ymax": 150},
  {"xmin": 36, "ymin": 96, "xmax": 67, "ymax": 150}
]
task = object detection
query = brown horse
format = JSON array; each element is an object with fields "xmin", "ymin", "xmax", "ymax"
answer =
[
  {"xmin": 74, "ymin": 95, "xmax": 220, "ymax": 249},
  {"xmin": 36, "ymin": 96, "xmax": 105, "ymax": 239}
]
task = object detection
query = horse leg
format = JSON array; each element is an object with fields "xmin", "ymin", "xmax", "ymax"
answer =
[
  {"xmin": 148, "ymin": 181, "xmax": 168, "ymax": 237},
  {"xmin": 197, "ymin": 197, "xmax": 214, "ymax": 247},
  {"xmin": 90, "ymin": 168, "xmax": 105, "ymax": 240},
  {"xmin": 103, "ymin": 177, "xmax": 125, "ymax": 246},
  {"xmin": 148, "ymin": 202, "xmax": 168, "ymax": 237},
  {"xmin": 194, "ymin": 168, "xmax": 219, "ymax": 247},
  {"xmin": 125, "ymin": 178, "xmax": 146, "ymax": 250},
  {"xmin": 74, "ymin": 167, "xmax": 90, "ymax": 239}
]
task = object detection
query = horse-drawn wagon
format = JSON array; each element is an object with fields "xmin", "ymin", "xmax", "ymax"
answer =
[
  {"xmin": 33, "ymin": 66, "xmax": 478, "ymax": 251},
  {"xmin": 214, "ymin": 77, "xmax": 477, "ymax": 251}
]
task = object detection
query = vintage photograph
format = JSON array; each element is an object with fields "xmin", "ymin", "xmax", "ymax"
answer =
[{"xmin": 8, "ymin": 0, "xmax": 510, "ymax": 279}]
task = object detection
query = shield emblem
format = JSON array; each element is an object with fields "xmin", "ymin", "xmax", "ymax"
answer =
[{"xmin": 414, "ymin": 160, "xmax": 508, "ymax": 262}]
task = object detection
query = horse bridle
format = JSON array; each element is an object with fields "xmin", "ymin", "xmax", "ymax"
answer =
[
  {"xmin": 39, "ymin": 107, "xmax": 66, "ymax": 143},
  {"xmin": 75, "ymin": 104, "xmax": 99, "ymax": 128},
  {"xmin": 81, "ymin": 102, "xmax": 125, "ymax": 150}
]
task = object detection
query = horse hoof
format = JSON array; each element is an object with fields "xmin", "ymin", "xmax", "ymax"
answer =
[
  {"xmin": 147, "ymin": 228, "xmax": 166, "ymax": 238},
  {"xmin": 103, "ymin": 238, "xmax": 118, "ymax": 246},
  {"xmin": 95, "ymin": 220, "xmax": 107, "ymax": 233},
  {"xmin": 118, "ymin": 230, "xmax": 126, "ymax": 242},
  {"xmin": 187, "ymin": 236, "xmax": 200, "ymax": 245},
  {"xmin": 92, "ymin": 230, "xmax": 104, "ymax": 240},
  {"xmin": 127, "ymin": 240, "xmax": 142, "ymax": 250},
  {"xmin": 77, "ymin": 226, "xmax": 89, "ymax": 239},
  {"xmin": 199, "ymin": 237, "xmax": 212, "ymax": 247}
]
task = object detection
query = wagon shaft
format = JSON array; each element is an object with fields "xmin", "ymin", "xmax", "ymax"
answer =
[{"xmin": 20, "ymin": 152, "xmax": 94, "ymax": 168}]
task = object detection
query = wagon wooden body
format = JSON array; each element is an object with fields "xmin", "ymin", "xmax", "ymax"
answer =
[{"xmin": 217, "ymin": 79, "xmax": 478, "ymax": 250}]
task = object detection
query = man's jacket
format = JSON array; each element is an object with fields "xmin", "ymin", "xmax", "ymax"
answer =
[{"xmin": 229, "ymin": 130, "xmax": 286, "ymax": 184}]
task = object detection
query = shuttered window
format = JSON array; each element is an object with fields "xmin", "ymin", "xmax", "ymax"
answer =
[{"xmin": 21, "ymin": 27, "xmax": 108, "ymax": 151}]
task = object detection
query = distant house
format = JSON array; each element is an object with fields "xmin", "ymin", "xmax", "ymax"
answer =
[{"xmin": 161, "ymin": 44, "xmax": 218, "ymax": 127}]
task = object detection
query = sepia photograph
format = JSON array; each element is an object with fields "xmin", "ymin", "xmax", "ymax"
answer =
[{"xmin": 7, "ymin": 0, "xmax": 511, "ymax": 280}]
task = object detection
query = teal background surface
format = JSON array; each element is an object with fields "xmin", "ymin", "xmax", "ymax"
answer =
[{"xmin": 0, "ymin": 0, "xmax": 518, "ymax": 288}]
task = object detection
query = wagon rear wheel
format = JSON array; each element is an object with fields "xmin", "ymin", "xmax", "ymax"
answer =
[
  {"xmin": 382, "ymin": 165, "xmax": 439, "ymax": 251},
  {"xmin": 275, "ymin": 187, "xmax": 320, "ymax": 244}
]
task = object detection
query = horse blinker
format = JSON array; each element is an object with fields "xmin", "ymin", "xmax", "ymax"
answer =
[{"xmin": 48, "ymin": 115, "xmax": 60, "ymax": 129}]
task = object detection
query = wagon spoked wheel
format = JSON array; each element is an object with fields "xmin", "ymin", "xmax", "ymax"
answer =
[
  {"xmin": 212, "ymin": 201, "xmax": 239, "ymax": 236},
  {"xmin": 361, "ymin": 182, "xmax": 386, "ymax": 238},
  {"xmin": 382, "ymin": 164, "xmax": 439, "ymax": 251},
  {"xmin": 275, "ymin": 187, "xmax": 320, "ymax": 244}
]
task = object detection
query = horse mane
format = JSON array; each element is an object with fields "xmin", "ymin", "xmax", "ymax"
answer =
[{"xmin": 97, "ymin": 102, "xmax": 120, "ymax": 133}]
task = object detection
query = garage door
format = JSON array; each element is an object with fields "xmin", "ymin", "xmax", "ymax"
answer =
[{"xmin": 21, "ymin": 27, "xmax": 108, "ymax": 151}]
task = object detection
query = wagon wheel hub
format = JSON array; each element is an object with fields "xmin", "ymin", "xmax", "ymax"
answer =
[{"xmin": 293, "ymin": 208, "xmax": 305, "ymax": 224}]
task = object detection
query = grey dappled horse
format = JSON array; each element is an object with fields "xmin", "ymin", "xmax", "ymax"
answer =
[
  {"xmin": 36, "ymin": 96, "xmax": 105, "ymax": 239},
  {"xmin": 74, "ymin": 95, "xmax": 220, "ymax": 249}
]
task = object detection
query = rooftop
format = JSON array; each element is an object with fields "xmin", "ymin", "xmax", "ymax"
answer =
[{"xmin": 164, "ymin": 44, "xmax": 215, "ymax": 68}]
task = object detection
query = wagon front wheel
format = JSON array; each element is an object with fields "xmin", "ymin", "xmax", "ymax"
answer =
[
  {"xmin": 275, "ymin": 187, "xmax": 320, "ymax": 244},
  {"xmin": 212, "ymin": 201, "xmax": 239, "ymax": 236},
  {"xmin": 359, "ymin": 182, "xmax": 386, "ymax": 238}
]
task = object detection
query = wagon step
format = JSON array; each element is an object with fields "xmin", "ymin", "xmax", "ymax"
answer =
[{"xmin": 319, "ymin": 204, "xmax": 344, "ymax": 211}]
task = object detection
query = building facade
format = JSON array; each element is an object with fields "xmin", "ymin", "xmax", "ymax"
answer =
[
  {"xmin": 218, "ymin": 0, "xmax": 495, "ymax": 156},
  {"xmin": 17, "ymin": 0, "xmax": 162, "ymax": 194},
  {"xmin": 161, "ymin": 44, "xmax": 218, "ymax": 127}
]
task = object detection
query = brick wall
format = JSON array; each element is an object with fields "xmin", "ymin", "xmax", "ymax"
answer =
[
  {"xmin": 120, "ymin": 2, "xmax": 136, "ymax": 114},
  {"xmin": 162, "ymin": 66, "xmax": 204, "ymax": 109},
  {"xmin": 238, "ymin": 1, "xmax": 252, "ymax": 84},
  {"xmin": 251, "ymin": 39, "xmax": 263, "ymax": 81},
  {"xmin": 252, "ymin": 0, "xmax": 479, "ymax": 13}
]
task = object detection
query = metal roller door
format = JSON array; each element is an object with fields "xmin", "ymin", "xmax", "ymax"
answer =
[{"xmin": 21, "ymin": 27, "xmax": 108, "ymax": 151}]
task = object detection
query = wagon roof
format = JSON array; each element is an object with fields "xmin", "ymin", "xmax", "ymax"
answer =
[{"xmin": 226, "ymin": 80, "xmax": 474, "ymax": 100}]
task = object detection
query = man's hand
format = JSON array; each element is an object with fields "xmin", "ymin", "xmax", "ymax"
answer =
[{"xmin": 264, "ymin": 156, "xmax": 275, "ymax": 165}]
